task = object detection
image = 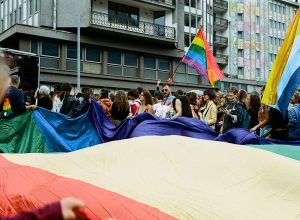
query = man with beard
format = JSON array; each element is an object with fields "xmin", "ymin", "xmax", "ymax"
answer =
[{"xmin": 162, "ymin": 84, "xmax": 174, "ymax": 106}]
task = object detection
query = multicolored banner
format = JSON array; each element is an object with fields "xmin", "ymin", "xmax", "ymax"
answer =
[
  {"xmin": 262, "ymin": 8, "xmax": 300, "ymax": 115},
  {"xmin": 1, "ymin": 136, "xmax": 300, "ymax": 219},
  {"xmin": 0, "ymin": 100, "xmax": 300, "ymax": 153},
  {"xmin": 182, "ymin": 27, "xmax": 224, "ymax": 86}
]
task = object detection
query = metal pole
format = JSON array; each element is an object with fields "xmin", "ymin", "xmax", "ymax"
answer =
[{"xmin": 77, "ymin": 0, "xmax": 81, "ymax": 92}]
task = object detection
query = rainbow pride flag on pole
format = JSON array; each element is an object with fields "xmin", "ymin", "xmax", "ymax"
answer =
[
  {"xmin": 262, "ymin": 9, "xmax": 300, "ymax": 115},
  {"xmin": 182, "ymin": 27, "xmax": 224, "ymax": 86}
]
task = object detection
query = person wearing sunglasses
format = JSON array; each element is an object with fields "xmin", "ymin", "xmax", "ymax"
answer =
[{"xmin": 162, "ymin": 84, "xmax": 174, "ymax": 106}]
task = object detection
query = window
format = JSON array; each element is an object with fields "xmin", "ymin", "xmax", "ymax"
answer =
[
  {"xmin": 29, "ymin": 0, "xmax": 33, "ymax": 16},
  {"xmin": 238, "ymin": 67, "xmax": 244, "ymax": 76},
  {"xmin": 256, "ymin": 51, "xmax": 260, "ymax": 60},
  {"xmin": 18, "ymin": 6, "xmax": 22, "ymax": 22},
  {"xmin": 256, "ymin": 16, "xmax": 260, "ymax": 24},
  {"xmin": 144, "ymin": 56, "xmax": 156, "ymax": 69},
  {"xmin": 269, "ymin": 3, "xmax": 273, "ymax": 11},
  {"xmin": 238, "ymin": 49, "xmax": 244, "ymax": 57},
  {"xmin": 256, "ymin": 68, "xmax": 260, "ymax": 79},
  {"xmin": 158, "ymin": 58, "xmax": 170, "ymax": 70},
  {"xmin": 42, "ymin": 41, "xmax": 59, "ymax": 57},
  {"xmin": 86, "ymin": 47, "xmax": 101, "ymax": 62},
  {"xmin": 237, "ymin": 31, "xmax": 243, "ymax": 39},
  {"xmin": 31, "ymin": 40, "xmax": 38, "ymax": 54},
  {"xmin": 108, "ymin": 2, "xmax": 139, "ymax": 27},
  {"xmin": 35, "ymin": 0, "xmax": 38, "ymax": 12},
  {"xmin": 256, "ymin": 33, "xmax": 260, "ymax": 42},
  {"xmin": 108, "ymin": 50, "xmax": 121, "ymax": 64},
  {"xmin": 256, "ymin": 0, "xmax": 260, "ymax": 7},
  {"xmin": 124, "ymin": 52, "xmax": 137, "ymax": 67},
  {"xmin": 67, "ymin": 44, "xmax": 82, "ymax": 59},
  {"xmin": 154, "ymin": 11, "xmax": 165, "ymax": 26},
  {"xmin": 237, "ymin": 13, "xmax": 243, "ymax": 22}
]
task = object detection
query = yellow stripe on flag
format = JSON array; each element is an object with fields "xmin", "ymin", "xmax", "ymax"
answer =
[
  {"xmin": 192, "ymin": 37, "xmax": 205, "ymax": 48},
  {"xmin": 262, "ymin": 9, "xmax": 300, "ymax": 105}
]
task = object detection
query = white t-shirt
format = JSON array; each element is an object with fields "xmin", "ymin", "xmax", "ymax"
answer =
[
  {"xmin": 52, "ymin": 95, "xmax": 63, "ymax": 113},
  {"xmin": 153, "ymin": 103, "xmax": 171, "ymax": 119}
]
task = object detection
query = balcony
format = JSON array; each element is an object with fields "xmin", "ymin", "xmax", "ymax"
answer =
[
  {"xmin": 213, "ymin": 0, "xmax": 228, "ymax": 13},
  {"xmin": 214, "ymin": 35, "xmax": 228, "ymax": 48},
  {"xmin": 142, "ymin": 0, "xmax": 174, "ymax": 8},
  {"xmin": 214, "ymin": 54, "xmax": 228, "ymax": 65},
  {"xmin": 91, "ymin": 11, "xmax": 175, "ymax": 41},
  {"xmin": 214, "ymin": 17, "xmax": 228, "ymax": 31}
]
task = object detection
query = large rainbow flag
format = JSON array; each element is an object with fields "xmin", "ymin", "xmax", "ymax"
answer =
[
  {"xmin": 1, "ymin": 100, "xmax": 300, "ymax": 153},
  {"xmin": 262, "ymin": 8, "xmax": 300, "ymax": 115},
  {"xmin": 2, "ymin": 136, "xmax": 300, "ymax": 219},
  {"xmin": 182, "ymin": 27, "xmax": 224, "ymax": 86}
]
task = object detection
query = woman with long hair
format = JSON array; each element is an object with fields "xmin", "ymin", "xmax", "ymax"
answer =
[
  {"xmin": 237, "ymin": 89, "xmax": 249, "ymax": 110},
  {"xmin": 200, "ymin": 89, "xmax": 217, "ymax": 129},
  {"xmin": 248, "ymin": 93, "xmax": 261, "ymax": 131},
  {"xmin": 137, "ymin": 89, "xmax": 154, "ymax": 114},
  {"xmin": 111, "ymin": 90, "xmax": 130, "ymax": 126},
  {"xmin": 186, "ymin": 92, "xmax": 200, "ymax": 119},
  {"xmin": 171, "ymin": 95, "xmax": 193, "ymax": 118}
]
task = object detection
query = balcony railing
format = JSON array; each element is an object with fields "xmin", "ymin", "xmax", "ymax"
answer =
[
  {"xmin": 214, "ymin": 17, "xmax": 228, "ymax": 29},
  {"xmin": 214, "ymin": 0, "xmax": 228, "ymax": 12},
  {"xmin": 144, "ymin": 0, "xmax": 174, "ymax": 6},
  {"xmin": 91, "ymin": 11, "xmax": 175, "ymax": 40},
  {"xmin": 214, "ymin": 54, "xmax": 228, "ymax": 65},
  {"xmin": 214, "ymin": 36, "xmax": 228, "ymax": 47}
]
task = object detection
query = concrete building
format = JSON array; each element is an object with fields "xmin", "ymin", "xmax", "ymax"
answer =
[
  {"xmin": 225, "ymin": 0, "xmax": 299, "ymax": 93},
  {"xmin": 0, "ymin": 0, "xmax": 216, "ymax": 94}
]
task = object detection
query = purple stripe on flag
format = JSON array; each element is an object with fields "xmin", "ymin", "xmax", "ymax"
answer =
[{"xmin": 182, "ymin": 56, "xmax": 208, "ymax": 80}]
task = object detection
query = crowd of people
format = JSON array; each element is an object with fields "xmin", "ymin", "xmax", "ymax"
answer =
[{"xmin": 1, "ymin": 71, "xmax": 300, "ymax": 141}]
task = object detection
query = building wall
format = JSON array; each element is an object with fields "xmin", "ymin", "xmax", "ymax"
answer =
[{"xmin": 229, "ymin": 0, "xmax": 298, "ymax": 91}]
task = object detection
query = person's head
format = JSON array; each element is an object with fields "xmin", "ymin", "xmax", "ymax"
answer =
[
  {"xmin": 39, "ymin": 85, "xmax": 50, "ymax": 97},
  {"xmin": 100, "ymin": 88, "xmax": 110, "ymax": 99},
  {"xmin": 186, "ymin": 92, "xmax": 197, "ymax": 105},
  {"xmin": 140, "ymin": 89, "xmax": 153, "ymax": 106},
  {"xmin": 136, "ymin": 87, "xmax": 143, "ymax": 95},
  {"xmin": 226, "ymin": 87, "xmax": 238, "ymax": 103},
  {"xmin": 291, "ymin": 91, "xmax": 300, "ymax": 105},
  {"xmin": 114, "ymin": 90, "xmax": 130, "ymax": 112},
  {"xmin": 238, "ymin": 89, "xmax": 249, "ymax": 107},
  {"xmin": 109, "ymin": 93, "xmax": 115, "ymax": 102},
  {"xmin": 249, "ymin": 93, "xmax": 261, "ymax": 113},
  {"xmin": 127, "ymin": 89, "xmax": 140, "ymax": 101},
  {"xmin": 60, "ymin": 83, "xmax": 72, "ymax": 99},
  {"xmin": 0, "ymin": 64, "xmax": 10, "ymax": 101},
  {"xmin": 81, "ymin": 87, "xmax": 93, "ymax": 100},
  {"xmin": 174, "ymin": 89, "xmax": 184, "ymax": 98},
  {"xmin": 203, "ymin": 89, "xmax": 216, "ymax": 103},
  {"xmin": 10, "ymin": 75, "xmax": 20, "ymax": 88},
  {"xmin": 178, "ymin": 95, "xmax": 192, "ymax": 117},
  {"xmin": 154, "ymin": 90, "xmax": 164, "ymax": 102},
  {"xmin": 162, "ymin": 83, "xmax": 171, "ymax": 98}
]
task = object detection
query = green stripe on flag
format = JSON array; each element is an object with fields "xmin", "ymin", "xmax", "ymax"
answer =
[
  {"xmin": 249, "ymin": 145, "xmax": 300, "ymax": 161},
  {"xmin": 0, "ymin": 111, "xmax": 49, "ymax": 153},
  {"xmin": 189, "ymin": 44, "xmax": 206, "ymax": 57}
]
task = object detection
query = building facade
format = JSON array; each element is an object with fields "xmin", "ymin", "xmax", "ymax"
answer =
[
  {"xmin": 0, "ymin": 0, "xmax": 214, "ymax": 94},
  {"xmin": 226, "ymin": 0, "xmax": 299, "ymax": 92},
  {"xmin": 0, "ymin": 0, "xmax": 299, "ymax": 93}
]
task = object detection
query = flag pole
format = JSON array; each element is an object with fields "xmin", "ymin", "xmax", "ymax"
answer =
[{"xmin": 167, "ymin": 58, "xmax": 183, "ymax": 83}]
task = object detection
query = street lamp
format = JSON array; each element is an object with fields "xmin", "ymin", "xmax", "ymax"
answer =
[{"xmin": 77, "ymin": 0, "xmax": 81, "ymax": 92}]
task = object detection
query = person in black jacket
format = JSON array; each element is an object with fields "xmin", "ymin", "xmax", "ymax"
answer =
[
  {"xmin": 36, "ymin": 85, "xmax": 53, "ymax": 110},
  {"xmin": 59, "ymin": 83, "xmax": 78, "ymax": 117},
  {"xmin": 72, "ymin": 87, "xmax": 92, "ymax": 117}
]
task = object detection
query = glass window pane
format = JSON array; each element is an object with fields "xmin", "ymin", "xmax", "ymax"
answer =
[
  {"xmin": 42, "ymin": 41, "xmax": 59, "ymax": 57},
  {"xmin": 124, "ymin": 52, "xmax": 137, "ymax": 66},
  {"xmin": 31, "ymin": 40, "xmax": 38, "ymax": 54},
  {"xmin": 67, "ymin": 44, "xmax": 83, "ymax": 59},
  {"xmin": 144, "ymin": 56, "xmax": 156, "ymax": 69},
  {"xmin": 177, "ymin": 63, "xmax": 186, "ymax": 73},
  {"xmin": 86, "ymin": 47, "xmax": 100, "ymax": 62},
  {"xmin": 108, "ymin": 50, "xmax": 121, "ymax": 64},
  {"xmin": 158, "ymin": 58, "xmax": 170, "ymax": 70}
]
